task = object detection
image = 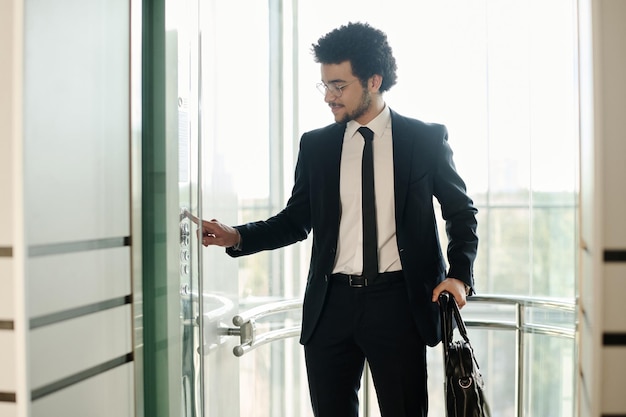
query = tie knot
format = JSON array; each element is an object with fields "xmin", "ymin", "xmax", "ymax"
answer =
[{"xmin": 358, "ymin": 126, "xmax": 374, "ymax": 142}]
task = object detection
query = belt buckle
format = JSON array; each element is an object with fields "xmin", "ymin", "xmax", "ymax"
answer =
[{"xmin": 348, "ymin": 275, "xmax": 367, "ymax": 288}]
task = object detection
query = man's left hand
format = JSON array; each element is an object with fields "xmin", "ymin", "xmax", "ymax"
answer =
[{"xmin": 432, "ymin": 278, "xmax": 469, "ymax": 308}]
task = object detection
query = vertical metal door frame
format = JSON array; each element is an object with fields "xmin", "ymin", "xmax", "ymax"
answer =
[{"xmin": 136, "ymin": 0, "xmax": 184, "ymax": 416}]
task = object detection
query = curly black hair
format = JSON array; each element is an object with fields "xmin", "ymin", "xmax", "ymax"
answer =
[{"xmin": 311, "ymin": 22, "xmax": 398, "ymax": 92}]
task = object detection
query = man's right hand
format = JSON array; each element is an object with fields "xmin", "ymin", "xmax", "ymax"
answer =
[
  {"xmin": 184, "ymin": 211, "xmax": 240, "ymax": 248},
  {"xmin": 199, "ymin": 219, "xmax": 240, "ymax": 247}
]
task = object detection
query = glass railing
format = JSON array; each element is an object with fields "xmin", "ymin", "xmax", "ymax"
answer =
[{"xmin": 231, "ymin": 294, "xmax": 577, "ymax": 417}]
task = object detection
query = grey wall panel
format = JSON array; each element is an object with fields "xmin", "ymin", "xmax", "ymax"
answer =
[
  {"xmin": 31, "ymin": 363, "xmax": 133, "ymax": 417},
  {"xmin": 29, "ymin": 305, "xmax": 131, "ymax": 390},
  {"xmin": 601, "ymin": 0, "xmax": 626, "ymax": 249},
  {"xmin": 17, "ymin": 0, "xmax": 135, "ymax": 415},
  {"xmin": 604, "ymin": 264, "xmax": 626, "ymax": 333},
  {"xmin": 601, "ymin": 348, "xmax": 626, "ymax": 414},
  {"xmin": 27, "ymin": 247, "xmax": 130, "ymax": 318},
  {"xmin": 23, "ymin": 0, "xmax": 130, "ymax": 246}
]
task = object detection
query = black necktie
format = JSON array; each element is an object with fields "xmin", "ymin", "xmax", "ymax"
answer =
[{"xmin": 358, "ymin": 126, "xmax": 378, "ymax": 281}]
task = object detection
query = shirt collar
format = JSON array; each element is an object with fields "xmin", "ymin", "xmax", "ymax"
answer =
[{"xmin": 345, "ymin": 104, "xmax": 391, "ymax": 140}]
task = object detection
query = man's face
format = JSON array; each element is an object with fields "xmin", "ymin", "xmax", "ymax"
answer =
[{"xmin": 320, "ymin": 61, "xmax": 371, "ymax": 124}]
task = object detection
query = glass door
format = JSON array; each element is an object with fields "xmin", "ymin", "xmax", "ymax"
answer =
[
  {"xmin": 176, "ymin": 0, "xmax": 243, "ymax": 416},
  {"xmin": 174, "ymin": 0, "xmax": 269, "ymax": 417},
  {"xmin": 147, "ymin": 0, "xmax": 581, "ymax": 415}
]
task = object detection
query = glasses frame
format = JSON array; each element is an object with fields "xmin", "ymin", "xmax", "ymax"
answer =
[{"xmin": 315, "ymin": 79, "xmax": 359, "ymax": 97}]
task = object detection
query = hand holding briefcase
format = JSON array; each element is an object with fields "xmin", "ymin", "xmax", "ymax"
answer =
[{"xmin": 439, "ymin": 292, "xmax": 491, "ymax": 417}]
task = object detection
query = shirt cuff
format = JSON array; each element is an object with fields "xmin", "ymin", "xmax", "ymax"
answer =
[{"xmin": 230, "ymin": 229, "xmax": 242, "ymax": 251}]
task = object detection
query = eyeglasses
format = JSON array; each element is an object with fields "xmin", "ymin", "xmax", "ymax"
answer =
[{"xmin": 315, "ymin": 79, "xmax": 358, "ymax": 97}]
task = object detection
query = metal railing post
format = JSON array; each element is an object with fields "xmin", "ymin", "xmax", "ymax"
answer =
[{"xmin": 516, "ymin": 302, "xmax": 525, "ymax": 417}]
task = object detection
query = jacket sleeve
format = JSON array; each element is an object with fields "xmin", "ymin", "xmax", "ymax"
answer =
[{"xmin": 432, "ymin": 127, "xmax": 479, "ymax": 289}]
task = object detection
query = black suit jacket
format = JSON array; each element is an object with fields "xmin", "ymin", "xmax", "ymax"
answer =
[{"xmin": 227, "ymin": 109, "xmax": 478, "ymax": 347}]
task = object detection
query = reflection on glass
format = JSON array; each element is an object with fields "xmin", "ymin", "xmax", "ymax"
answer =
[{"xmin": 525, "ymin": 334, "xmax": 575, "ymax": 416}]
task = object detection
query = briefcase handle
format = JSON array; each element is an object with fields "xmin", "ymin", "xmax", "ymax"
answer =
[{"xmin": 439, "ymin": 292, "xmax": 470, "ymax": 349}]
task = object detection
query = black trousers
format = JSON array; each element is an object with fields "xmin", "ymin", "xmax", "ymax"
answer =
[{"xmin": 304, "ymin": 274, "xmax": 428, "ymax": 417}]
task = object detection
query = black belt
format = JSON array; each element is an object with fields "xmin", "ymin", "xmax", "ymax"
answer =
[{"xmin": 331, "ymin": 271, "xmax": 404, "ymax": 288}]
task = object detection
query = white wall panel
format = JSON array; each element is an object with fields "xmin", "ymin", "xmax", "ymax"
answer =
[
  {"xmin": 0, "ymin": 173, "xmax": 12, "ymax": 247},
  {"xmin": 29, "ymin": 305, "xmax": 131, "ymax": 389},
  {"xmin": 0, "ymin": 0, "xmax": 14, "ymax": 248},
  {"xmin": 0, "ymin": 403, "xmax": 16, "ymax": 417},
  {"xmin": 31, "ymin": 363, "xmax": 133, "ymax": 417},
  {"xmin": 0, "ymin": 332, "xmax": 15, "ymax": 392},
  {"xmin": 23, "ymin": 0, "xmax": 130, "ymax": 246},
  {"xmin": 27, "ymin": 247, "xmax": 130, "ymax": 318},
  {"xmin": 0, "ymin": 260, "xmax": 13, "ymax": 319}
]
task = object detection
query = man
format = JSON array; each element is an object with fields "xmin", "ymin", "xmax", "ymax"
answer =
[{"xmin": 199, "ymin": 22, "xmax": 478, "ymax": 417}]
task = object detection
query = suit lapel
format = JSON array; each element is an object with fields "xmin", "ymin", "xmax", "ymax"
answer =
[
  {"xmin": 324, "ymin": 123, "xmax": 347, "ymax": 233},
  {"xmin": 390, "ymin": 110, "xmax": 414, "ymax": 223}
]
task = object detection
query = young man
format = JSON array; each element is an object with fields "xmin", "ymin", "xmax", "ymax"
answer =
[{"xmin": 200, "ymin": 22, "xmax": 478, "ymax": 417}]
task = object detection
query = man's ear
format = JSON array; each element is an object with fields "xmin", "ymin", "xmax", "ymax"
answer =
[{"xmin": 369, "ymin": 74, "xmax": 383, "ymax": 92}]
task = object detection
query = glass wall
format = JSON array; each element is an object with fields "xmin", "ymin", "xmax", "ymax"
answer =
[{"xmin": 203, "ymin": 0, "xmax": 579, "ymax": 416}]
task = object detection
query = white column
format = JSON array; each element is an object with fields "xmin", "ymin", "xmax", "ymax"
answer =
[
  {"xmin": 578, "ymin": 0, "xmax": 626, "ymax": 416},
  {"xmin": 0, "ymin": 0, "xmax": 27, "ymax": 416}
]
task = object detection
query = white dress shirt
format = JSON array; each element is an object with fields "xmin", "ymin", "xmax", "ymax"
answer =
[{"xmin": 332, "ymin": 105, "xmax": 402, "ymax": 275}]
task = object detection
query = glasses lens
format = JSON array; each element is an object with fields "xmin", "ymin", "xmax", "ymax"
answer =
[{"xmin": 316, "ymin": 83, "xmax": 343, "ymax": 97}]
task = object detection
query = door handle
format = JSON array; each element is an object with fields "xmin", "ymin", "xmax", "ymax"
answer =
[{"xmin": 230, "ymin": 298, "xmax": 303, "ymax": 357}]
